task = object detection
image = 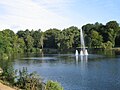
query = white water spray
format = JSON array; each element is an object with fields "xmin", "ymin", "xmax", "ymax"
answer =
[
  {"xmin": 75, "ymin": 50, "xmax": 79, "ymax": 56},
  {"xmin": 80, "ymin": 29, "xmax": 88, "ymax": 55}
]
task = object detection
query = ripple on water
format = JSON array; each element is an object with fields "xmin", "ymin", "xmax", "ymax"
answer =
[{"xmin": 21, "ymin": 57, "xmax": 57, "ymax": 60}]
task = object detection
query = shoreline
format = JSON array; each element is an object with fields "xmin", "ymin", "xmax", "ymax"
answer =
[{"xmin": 0, "ymin": 82, "xmax": 16, "ymax": 90}]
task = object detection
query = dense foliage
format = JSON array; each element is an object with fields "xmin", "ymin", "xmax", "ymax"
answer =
[
  {"xmin": 82, "ymin": 21, "xmax": 120, "ymax": 48},
  {"xmin": 45, "ymin": 80, "xmax": 63, "ymax": 90},
  {"xmin": 0, "ymin": 21, "xmax": 120, "ymax": 59}
]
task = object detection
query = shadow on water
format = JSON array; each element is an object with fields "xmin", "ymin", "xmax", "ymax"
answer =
[{"xmin": 89, "ymin": 49, "xmax": 117, "ymax": 57}]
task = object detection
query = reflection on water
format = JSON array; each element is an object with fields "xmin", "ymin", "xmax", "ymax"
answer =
[
  {"xmin": 75, "ymin": 56, "xmax": 78, "ymax": 65},
  {"xmin": 80, "ymin": 55, "xmax": 88, "ymax": 62},
  {"xmin": 6, "ymin": 52, "xmax": 120, "ymax": 90},
  {"xmin": 75, "ymin": 55, "xmax": 88, "ymax": 65},
  {"xmin": 80, "ymin": 56, "xmax": 88, "ymax": 76}
]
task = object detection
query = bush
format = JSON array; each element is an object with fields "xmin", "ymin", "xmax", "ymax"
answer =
[
  {"xmin": 2, "ymin": 53, "xmax": 8, "ymax": 60},
  {"xmin": 102, "ymin": 41, "xmax": 113, "ymax": 49},
  {"xmin": 16, "ymin": 67, "xmax": 43, "ymax": 90},
  {"xmin": 0, "ymin": 61, "xmax": 17, "ymax": 85},
  {"xmin": 45, "ymin": 80, "xmax": 64, "ymax": 90}
]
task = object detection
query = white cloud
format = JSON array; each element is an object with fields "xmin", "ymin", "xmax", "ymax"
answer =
[
  {"xmin": 0, "ymin": 0, "xmax": 72, "ymax": 32},
  {"xmin": 34, "ymin": 0, "xmax": 74, "ymax": 16}
]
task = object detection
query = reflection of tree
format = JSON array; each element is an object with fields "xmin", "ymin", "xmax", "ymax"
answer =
[{"xmin": 103, "ymin": 50, "xmax": 115, "ymax": 57}]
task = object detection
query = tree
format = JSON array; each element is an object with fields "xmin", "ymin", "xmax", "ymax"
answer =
[
  {"xmin": 44, "ymin": 29, "xmax": 61, "ymax": 49},
  {"xmin": 82, "ymin": 24, "xmax": 95, "ymax": 48},
  {"xmin": 32, "ymin": 30, "xmax": 44, "ymax": 49},
  {"xmin": 17, "ymin": 30, "xmax": 34, "ymax": 52},
  {"xmin": 25, "ymin": 35, "xmax": 34, "ymax": 52},
  {"xmin": 106, "ymin": 21, "xmax": 120, "ymax": 47},
  {"xmin": 102, "ymin": 41, "xmax": 113, "ymax": 49},
  {"xmin": 91, "ymin": 30, "xmax": 103, "ymax": 48},
  {"xmin": 0, "ymin": 29, "xmax": 15, "ymax": 55},
  {"xmin": 17, "ymin": 38, "xmax": 25, "ymax": 53},
  {"xmin": 61, "ymin": 26, "xmax": 80, "ymax": 49},
  {"xmin": 82, "ymin": 24, "xmax": 94, "ymax": 35},
  {"xmin": 115, "ymin": 27, "xmax": 120, "ymax": 47}
]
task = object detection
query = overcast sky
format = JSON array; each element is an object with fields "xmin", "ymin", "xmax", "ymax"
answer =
[{"xmin": 0, "ymin": 0, "xmax": 120, "ymax": 32}]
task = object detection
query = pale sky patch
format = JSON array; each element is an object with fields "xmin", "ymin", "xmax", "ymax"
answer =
[
  {"xmin": 0, "ymin": 0, "xmax": 72, "ymax": 32},
  {"xmin": 0, "ymin": 0, "xmax": 119, "ymax": 32}
]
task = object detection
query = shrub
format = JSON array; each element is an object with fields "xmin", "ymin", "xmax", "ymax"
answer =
[
  {"xmin": 102, "ymin": 41, "xmax": 113, "ymax": 49},
  {"xmin": 0, "ymin": 61, "xmax": 17, "ymax": 85},
  {"xmin": 2, "ymin": 53, "xmax": 8, "ymax": 60},
  {"xmin": 16, "ymin": 67, "xmax": 43, "ymax": 90},
  {"xmin": 45, "ymin": 80, "xmax": 64, "ymax": 90}
]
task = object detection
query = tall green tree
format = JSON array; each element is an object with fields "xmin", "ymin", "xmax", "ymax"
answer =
[
  {"xmin": 32, "ymin": 30, "xmax": 44, "ymax": 49},
  {"xmin": 1, "ymin": 29, "xmax": 15, "ymax": 55},
  {"xmin": 106, "ymin": 21, "xmax": 120, "ymax": 47},
  {"xmin": 61, "ymin": 26, "xmax": 80, "ymax": 49},
  {"xmin": 44, "ymin": 28, "xmax": 61, "ymax": 49},
  {"xmin": 91, "ymin": 30, "xmax": 103, "ymax": 48},
  {"xmin": 17, "ymin": 29, "xmax": 34, "ymax": 52}
]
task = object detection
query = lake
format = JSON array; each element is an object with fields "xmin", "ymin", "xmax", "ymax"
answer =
[{"xmin": 12, "ymin": 50, "xmax": 120, "ymax": 90}]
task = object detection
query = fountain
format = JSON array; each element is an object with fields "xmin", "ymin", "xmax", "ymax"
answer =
[
  {"xmin": 75, "ymin": 29, "xmax": 88, "ymax": 56},
  {"xmin": 80, "ymin": 29, "xmax": 88, "ymax": 55},
  {"xmin": 75, "ymin": 50, "xmax": 79, "ymax": 56}
]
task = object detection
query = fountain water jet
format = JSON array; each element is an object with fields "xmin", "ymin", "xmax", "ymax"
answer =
[
  {"xmin": 75, "ymin": 50, "xmax": 79, "ymax": 56},
  {"xmin": 80, "ymin": 29, "xmax": 88, "ymax": 55}
]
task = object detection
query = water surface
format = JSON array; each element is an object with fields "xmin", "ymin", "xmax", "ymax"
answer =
[{"xmin": 13, "ymin": 52, "xmax": 120, "ymax": 90}]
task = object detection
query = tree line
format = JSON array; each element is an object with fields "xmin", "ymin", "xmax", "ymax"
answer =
[{"xmin": 0, "ymin": 20, "xmax": 120, "ymax": 59}]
